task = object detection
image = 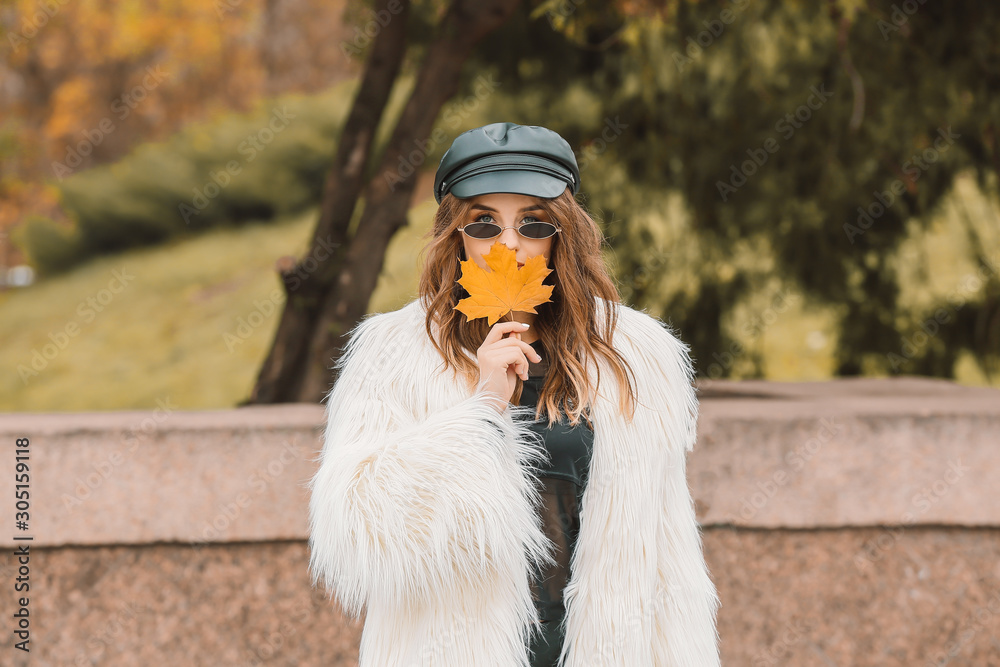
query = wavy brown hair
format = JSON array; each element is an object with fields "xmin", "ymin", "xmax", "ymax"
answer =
[{"xmin": 416, "ymin": 188, "xmax": 638, "ymax": 428}]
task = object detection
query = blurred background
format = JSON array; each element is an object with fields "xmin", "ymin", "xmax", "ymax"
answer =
[
  {"xmin": 1, "ymin": 0, "xmax": 997, "ymax": 410},
  {"xmin": 3, "ymin": 2, "xmax": 1000, "ymax": 665}
]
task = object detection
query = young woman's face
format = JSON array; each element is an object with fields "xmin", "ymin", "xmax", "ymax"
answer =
[{"xmin": 459, "ymin": 192, "xmax": 557, "ymax": 271}]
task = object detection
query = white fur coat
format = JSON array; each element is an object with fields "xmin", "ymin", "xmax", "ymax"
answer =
[{"xmin": 308, "ymin": 296, "xmax": 721, "ymax": 666}]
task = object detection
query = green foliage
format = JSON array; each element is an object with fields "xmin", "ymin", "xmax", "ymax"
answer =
[
  {"xmin": 15, "ymin": 216, "xmax": 85, "ymax": 273},
  {"xmin": 20, "ymin": 80, "xmax": 362, "ymax": 276},
  {"xmin": 462, "ymin": 0, "xmax": 1000, "ymax": 382},
  {"xmin": 0, "ymin": 200, "xmax": 440, "ymax": 412}
]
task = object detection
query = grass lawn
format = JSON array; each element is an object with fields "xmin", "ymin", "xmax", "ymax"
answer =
[{"xmin": 0, "ymin": 196, "xmax": 437, "ymax": 412}]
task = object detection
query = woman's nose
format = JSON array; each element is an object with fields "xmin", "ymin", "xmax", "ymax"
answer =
[{"xmin": 498, "ymin": 225, "xmax": 520, "ymax": 249}]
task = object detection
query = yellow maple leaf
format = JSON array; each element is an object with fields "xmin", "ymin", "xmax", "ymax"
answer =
[{"xmin": 454, "ymin": 242, "xmax": 554, "ymax": 326}]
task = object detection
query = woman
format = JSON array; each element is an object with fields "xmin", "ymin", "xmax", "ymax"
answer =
[{"xmin": 308, "ymin": 122, "xmax": 721, "ymax": 666}]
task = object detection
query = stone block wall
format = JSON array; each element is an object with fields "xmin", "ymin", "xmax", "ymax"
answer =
[{"xmin": 2, "ymin": 378, "xmax": 998, "ymax": 666}]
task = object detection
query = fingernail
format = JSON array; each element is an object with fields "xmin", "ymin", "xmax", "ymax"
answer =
[{"xmin": 521, "ymin": 323, "xmax": 530, "ymax": 328}]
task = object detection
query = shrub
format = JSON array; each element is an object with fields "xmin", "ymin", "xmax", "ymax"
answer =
[{"xmin": 20, "ymin": 79, "xmax": 359, "ymax": 275}]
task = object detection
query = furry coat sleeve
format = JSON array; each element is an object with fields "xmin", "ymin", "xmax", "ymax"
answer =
[{"xmin": 307, "ymin": 307, "xmax": 554, "ymax": 663}]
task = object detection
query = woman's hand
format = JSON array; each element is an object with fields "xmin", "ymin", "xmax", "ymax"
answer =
[{"xmin": 475, "ymin": 320, "xmax": 543, "ymax": 413}]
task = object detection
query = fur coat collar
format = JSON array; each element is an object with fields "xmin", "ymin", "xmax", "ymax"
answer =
[{"xmin": 308, "ymin": 296, "xmax": 721, "ymax": 666}]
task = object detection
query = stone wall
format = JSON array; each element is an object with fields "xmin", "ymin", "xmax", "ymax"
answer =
[{"xmin": 2, "ymin": 377, "xmax": 998, "ymax": 666}]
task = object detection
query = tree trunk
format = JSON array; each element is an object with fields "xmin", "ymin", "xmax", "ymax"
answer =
[
  {"xmin": 295, "ymin": 0, "xmax": 524, "ymax": 403},
  {"xmin": 249, "ymin": 0, "xmax": 523, "ymax": 404},
  {"xmin": 247, "ymin": 0, "xmax": 411, "ymax": 404}
]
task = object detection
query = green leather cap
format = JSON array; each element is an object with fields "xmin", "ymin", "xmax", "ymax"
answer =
[{"xmin": 434, "ymin": 122, "xmax": 580, "ymax": 204}]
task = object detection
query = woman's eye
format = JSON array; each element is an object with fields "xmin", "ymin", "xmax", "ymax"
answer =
[{"xmin": 470, "ymin": 213, "xmax": 544, "ymax": 226}]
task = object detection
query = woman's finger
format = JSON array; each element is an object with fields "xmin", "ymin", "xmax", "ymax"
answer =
[{"xmin": 482, "ymin": 320, "xmax": 530, "ymax": 346}]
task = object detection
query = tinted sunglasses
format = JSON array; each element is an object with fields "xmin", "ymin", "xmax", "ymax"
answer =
[{"xmin": 458, "ymin": 221, "xmax": 561, "ymax": 240}]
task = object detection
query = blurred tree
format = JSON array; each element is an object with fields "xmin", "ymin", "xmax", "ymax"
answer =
[
  {"xmin": 251, "ymin": 0, "xmax": 999, "ymax": 403},
  {"xmin": 248, "ymin": 0, "xmax": 526, "ymax": 403},
  {"xmin": 17, "ymin": 84, "xmax": 358, "ymax": 275},
  {"xmin": 0, "ymin": 0, "xmax": 358, "ymax": 266},
  {"xmin": 470, "ymin": 0, "xmax": 999, "ymax": 382}
]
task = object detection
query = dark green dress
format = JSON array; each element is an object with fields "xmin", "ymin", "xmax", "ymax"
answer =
[{"xmin": 520, "ymin": 339, "xmax": 595, "ymax": 667}]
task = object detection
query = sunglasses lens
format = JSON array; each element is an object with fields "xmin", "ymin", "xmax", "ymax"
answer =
[
  {"xmin": 519, "ymin": 222, "xmax": 558, "ymax": 239},
  {"xmin": 462, "ymin": 222, "xmax": 558, "ymax": 240},
  {"xmin": 464, "ymin": 222, "xmax": 502, "ymax": 239}
]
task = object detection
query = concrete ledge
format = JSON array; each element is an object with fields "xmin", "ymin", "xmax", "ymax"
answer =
[
  {"xmin": 1, "ymin": 404, "xmax": 324, "ymax": 548},
  {"xmin": 693, "ymin": 377, "xmax": 1000, "ymax": 528},
  {"xmin": 1, "ymin": 377, "xmax": 998, "ymax": 548},
  {"xmin": 4, "ymin": 377, "xmax": 999, "ymax": 667}
]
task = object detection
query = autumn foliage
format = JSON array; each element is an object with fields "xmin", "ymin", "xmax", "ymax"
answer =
[
  {"xmin": 0, "ymin": 0, "xmax": 357, "ymax": 270},
  {"xmin": 454, "ymin": 242, "xmax": 554, "ymax": 326}
]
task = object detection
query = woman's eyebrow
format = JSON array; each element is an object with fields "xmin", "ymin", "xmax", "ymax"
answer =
[{"xmin": 470, "ymin": 204, "xmax": 546, "ymax": 213}]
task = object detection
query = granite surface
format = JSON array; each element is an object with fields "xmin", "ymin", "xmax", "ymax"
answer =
[
  {"xmin": 10, "ymin": 530, "xmax": 1000, "ymax": 666},
  {"xmin": 2, "ymin": 378, "xmax": 999, "ymax": 665}
]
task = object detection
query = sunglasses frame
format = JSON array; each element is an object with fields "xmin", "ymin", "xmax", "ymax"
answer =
[{"xmin": 457, "ymin": 221, "xmax": 562, "ymax": 241}]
